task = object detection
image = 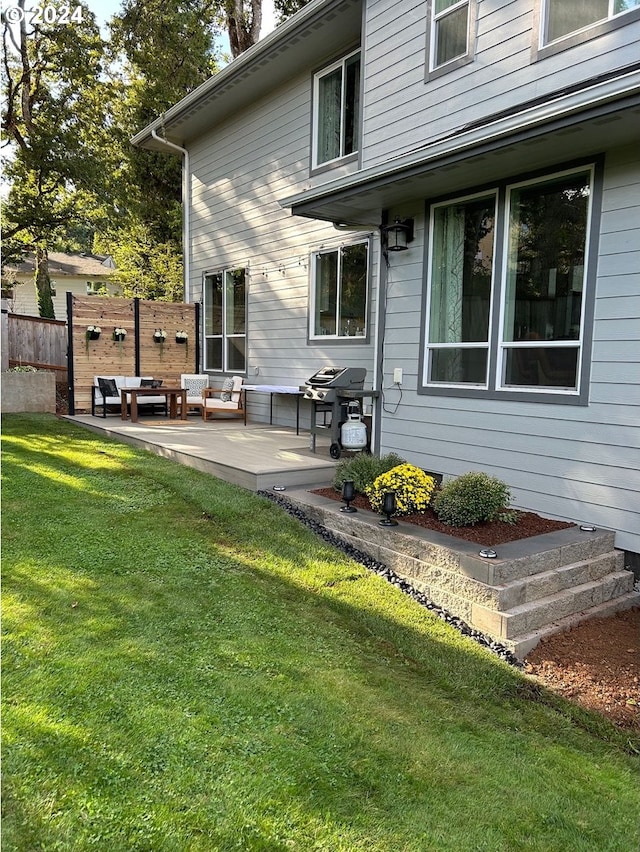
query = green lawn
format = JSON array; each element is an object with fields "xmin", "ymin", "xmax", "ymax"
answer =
[{"xmin": 2, "ymin": 413, "xmax": 638, "ymax": 851}]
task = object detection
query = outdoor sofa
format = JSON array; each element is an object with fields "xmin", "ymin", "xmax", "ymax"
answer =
[{"xmin": 91, "ymin": 376, "xmax": 168, "ymax": 418}]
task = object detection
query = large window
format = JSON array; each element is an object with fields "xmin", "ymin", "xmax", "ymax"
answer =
[
  {"xmin": 428, "ymin": 0, "xmax": 471, "ymax": 71},
  {"xmin": 313, "ymin": 50, "xmax": 360, "ymax": 168},
  {"xmin": 540, "ymin": 0, "xmax": 640, "ymax": 46},
  {"xmin": 204, "ymin": 268, "xmax": 246, "ymax": 372},
  {"xmin": 310, "ymin": 241, "xmax": 369, "ymax": 339},
  {"xmin": 423, "ymin": 167, "xmax": 595, "ymax": 398},
  {"xmin": 426, "ymin": 193, "xmax": 496, "ymax": 384}
]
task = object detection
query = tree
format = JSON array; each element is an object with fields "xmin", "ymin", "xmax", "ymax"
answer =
[
  {"xmin": 1, "ymin": 0, "xmax": 108, "ymax": 317},
  {"xmin": 224, "ymin": 0, "xmax": 261, "ymax": 58},
  {"xmin": 99, "ymin": 0, "xmax": 222, "ymax": 299},
  {"xmin": 273, "ymin": 0, "xmax": 311, "ymax": 22},
  {"xmin": 1, "ymin": 0, "xmax": 313, "ymax": 308}
]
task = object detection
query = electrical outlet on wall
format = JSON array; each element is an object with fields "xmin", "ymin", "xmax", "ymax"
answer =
[{"xmin": 393, "ymin": 368, "xmax": 403, "ymax": 384}]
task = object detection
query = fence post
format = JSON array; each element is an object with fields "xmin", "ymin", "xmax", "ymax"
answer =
[
  {"xmin": 134, "ymin": 297, "xmax": 141, "ymax": 377},
  {"xmin": 67, "ymin": 291, "xmax": 75, "ymax": 415}
]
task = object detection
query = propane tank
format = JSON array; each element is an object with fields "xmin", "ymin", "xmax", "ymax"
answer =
[{"xmin": 340, "ymin": 401, "xmax": 367, "ymax": 451}]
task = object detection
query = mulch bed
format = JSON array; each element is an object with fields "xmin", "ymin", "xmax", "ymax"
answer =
[{"xmin": 312, "ymin": 487, "xmax": 574, "ymax": 546}]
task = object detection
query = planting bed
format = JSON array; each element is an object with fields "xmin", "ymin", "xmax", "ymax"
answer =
[
  {"xmin": 312, "ymin": 487, "xmax": 574, "ymax": 546},
  {"xmin": 308, "ymin": 488, "xmax": 639, "ymax": 732}
]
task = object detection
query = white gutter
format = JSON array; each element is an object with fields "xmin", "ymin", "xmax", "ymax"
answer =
[
  {"xmin": 131, "ymin": 0, "xmax": 345, "ymax": 148},
  {"xmin": 151, "ymin": 128, "xmax": 191, "ymax": 303},
  {"xmin": 282, "ymin": 67, "xmax": 640, "ymax": 211}
]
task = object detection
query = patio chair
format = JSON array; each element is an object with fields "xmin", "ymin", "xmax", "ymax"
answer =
[
  {"xmin": 202, "ymin": 375, "xmax": 246, "ymax": 423},
  {"xmin": 180, "ymin": 374, "xmax": 210, "ymax": 414}
]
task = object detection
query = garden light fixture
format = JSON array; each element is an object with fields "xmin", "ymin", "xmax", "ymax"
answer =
[
  {"xmin": 340, "ymin": 480, "xmax": 357, "ymax": 513},
  {"xmin": 379, "ymin": 491, "xmax": 398, "ymax": 526}
]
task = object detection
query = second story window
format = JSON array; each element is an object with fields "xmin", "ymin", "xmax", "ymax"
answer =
[
  {"xmin": 430, "ymin": 0, "xmax": 470, "ymax": 70},
  {"xmin": 542, "ymin": 0, "xmax": 640, "ymax": 46},
  {"xmin": 313, "ymin": 50, "xmax": 360, "ymax": 168}
]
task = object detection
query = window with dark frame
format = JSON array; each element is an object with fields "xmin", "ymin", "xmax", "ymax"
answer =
[
  {"xmin": 540, "ymin": 0, "xmax": 639, "ymax": 46},
  {"xmin": 311, "ymin": 241, "xmax": 369, "ymax": 339},
  {"xmin": 204, "ymin": 267, "xmax": 246, "ymax": 373},
  {"xmin": 429, "ymin": 0, "xmax": 470, "ymax": 70},
  {"xmin": 313, "ymin": 50, "xmax": 360, "ymax": 168},
  {"xmin": 423, "ymin": 166, "xmax": 595, "ymax": 397}
]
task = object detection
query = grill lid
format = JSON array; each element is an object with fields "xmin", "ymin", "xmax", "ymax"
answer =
[{"xmin": 306, "ymin": 366, "xmax": 366, "ymax": 389}]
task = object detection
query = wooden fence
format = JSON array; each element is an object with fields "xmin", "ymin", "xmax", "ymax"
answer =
[
  {"xmin": 70, "ymin": 295, "xmax": 198, "ymax": 413},
  {"xmin": 6, "ymin": 313, "xmax": 67, "ymax": 374}
]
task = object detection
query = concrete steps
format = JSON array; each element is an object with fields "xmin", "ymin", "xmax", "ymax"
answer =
[{"xmin": 288, "ymin": 487, "xmax": 640, "ymax": 660}]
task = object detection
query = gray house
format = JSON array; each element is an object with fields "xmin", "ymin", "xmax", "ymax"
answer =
[{"xmin": 133, "ymin": 0, "xmax": 640, "ymax": 560}]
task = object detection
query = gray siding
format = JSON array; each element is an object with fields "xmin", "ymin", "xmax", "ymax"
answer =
[
  {"xmin": 188, "ymin": 71, "xmax": 378, "ymax": 428},
  {"xmin": 361, "ymin": 1, "xmax": 640, "ymax": 167},
  {"xmin": 378, "ymin": 145, "xmax": 640, "ymax": 554}
]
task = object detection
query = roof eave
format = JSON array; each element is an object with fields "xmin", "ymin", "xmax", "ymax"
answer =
[
  {"xmin": 131, "ymin": 0, "xmax": 361, "ymax": 151},
  {"xmin": 284, "ymin": 66, "xmax": 640, "ymax": 225}
]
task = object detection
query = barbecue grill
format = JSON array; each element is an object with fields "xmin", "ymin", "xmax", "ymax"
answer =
[{"xmin": 304, "ymin": 367, "xmax": 377, "ymax": 458}]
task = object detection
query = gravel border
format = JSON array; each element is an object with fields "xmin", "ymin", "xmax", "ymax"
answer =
[{"xmin": 259, "ymin": 490, "xmax": 522, "ymax": 668}]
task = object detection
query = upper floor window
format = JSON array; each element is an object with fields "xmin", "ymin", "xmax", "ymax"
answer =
[
  {"xmin": 310, "ymin": 240, "xmax": 369, "ymax": 339},
  {"xmin": 428, "ymin": 0, "xmax": 472, "ymax": 72},
  {"xmin": 540, "ymin": 0, "xmax": 640, "ymax": 47},
  {"xmin": 204, "ymin": 267, "xmax": 246, "ymax": 373},
  {"xmin": 312, "ymin": 50, "xmax": 360, "ymax": 169},
  {"xmin": 423, "ymin": 166, "xmax": 597, "ymax": 401}
]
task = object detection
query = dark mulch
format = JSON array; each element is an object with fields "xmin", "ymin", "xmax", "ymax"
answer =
[{"xmin": 312, "ymin": 487, "xmax": 574, "ymax": 546}]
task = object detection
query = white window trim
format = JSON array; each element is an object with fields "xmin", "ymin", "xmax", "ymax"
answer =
[
  {"xmin": 311, "ymin": 49, "xmax": 360, "ymax": 170},
  {"xmin": 309, "ymin": 238, "xmax": 370, "ymax": 341},
  {"xmin": 203, "ymin": 267, "xmax": 247, "ymax": 374},
  {"xmin": 422, "ymin": 165, "xmax": 596, "ymax": 399},
  {"xmin": 495, "ymin": 165, "xmax": 594, "ymax": 396},
  {"xmin": 536, "ymin": 0, "xmax": 640, "ymax": 53},
  {"xmin": 427, "ymin": 0, "xmax": 474, "ymax": 75},
  {"xmin": 423, "ymin": 188, "xmax": 498, "ymax": 390}
]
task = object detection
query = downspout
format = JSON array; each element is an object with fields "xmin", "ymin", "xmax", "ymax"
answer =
[{"xmin": 151, "ymin": 127, "xmax": 191, "ymax": 303}]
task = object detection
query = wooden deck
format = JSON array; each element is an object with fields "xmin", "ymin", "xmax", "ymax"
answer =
[{"xmin": 68, "ymin": 414, "xmax": 337, "ymax": 491}]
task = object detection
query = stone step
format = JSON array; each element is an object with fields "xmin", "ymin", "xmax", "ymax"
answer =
[
  {"xmin": 496, "ymin": 551, "xmax": 625, "ymax": 611},
  {"xmin": 473, "ymin": 570, "xmax": 637, "ymax": 641},
  {"xmin": 504, "ymin": 591, "xmax": 640, "ymax": 660},
  {"xmin": 305, "ymin": 492, "xmax": 617, "ymax": 585},
  {"xmin": 325, "ymin": 516, "xmax": 624, "ymax": 610},
  {"xmin": 285, "ymin": 487, "xmax": 637, "ymax": 659}
]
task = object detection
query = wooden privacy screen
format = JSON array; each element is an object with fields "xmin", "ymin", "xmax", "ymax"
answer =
[{"xmin": 70, "ymin": 295, "xmax": 197, "ymax": 413}]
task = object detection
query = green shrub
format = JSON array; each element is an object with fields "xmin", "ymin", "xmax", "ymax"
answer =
[
  {"xmin": 333, "ymin": 452, "xmax": 406, "ymax": 494},
  {"xmin": 366, "ymin": 464, "xmax": 437, "ymax": 516},
  {"xmin": 432, "ymin": 471, "xmax": 511, "ymax": 527}
]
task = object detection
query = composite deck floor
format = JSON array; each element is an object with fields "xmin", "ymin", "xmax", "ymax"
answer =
[{"xmin": 69, "ymin": 414, "xmax": 337, "ymax": 491}]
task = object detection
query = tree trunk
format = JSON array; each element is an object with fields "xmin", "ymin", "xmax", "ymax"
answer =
[
  {"xmin": 226, "ymin": 0, "xmax": 262, "ymax": 58},
  {"xmin": 35, "ymin": 246, "xmax": 55, "ymax": 319}
]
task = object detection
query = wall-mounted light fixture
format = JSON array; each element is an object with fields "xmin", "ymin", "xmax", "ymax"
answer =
[{"xmin": 381, "ymin": 218, "xmax": 415, "ymax": 252}]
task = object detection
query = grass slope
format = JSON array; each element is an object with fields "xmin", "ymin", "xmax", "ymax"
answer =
[{"xmin": 2, "ymin": 414, "xmax": 638, "ymax": 851}]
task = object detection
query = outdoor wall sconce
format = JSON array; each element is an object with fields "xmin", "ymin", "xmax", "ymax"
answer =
[
  {"xmin": 379, "ymin": 491, "xmax": 398, "ymax": 526},
  {"xmin": 381, "ymin": 218, "xmax": 414, "ymax": 252},
  {"xmin": 340, "ymin": 480, "xmax": 357, "ymax": 513}
]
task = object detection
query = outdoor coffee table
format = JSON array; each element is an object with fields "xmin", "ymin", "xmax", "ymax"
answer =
[{"xmin": 120, "ymin": 387, "xmax": 187, "ymax": 422}]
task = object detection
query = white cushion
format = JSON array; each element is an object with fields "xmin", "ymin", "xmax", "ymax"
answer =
[{"xmin": 203, "ymin": 398, "xmax": 240, "ymax": 410}]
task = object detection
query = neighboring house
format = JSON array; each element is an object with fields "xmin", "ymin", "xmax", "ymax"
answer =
[
  {"xmin": 132, "ymin": 0, "xmax": 640, "ymax": 559},
  {"xmin": 2, "ymin": 252, "xmax": 118, "ymax": 319}
]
